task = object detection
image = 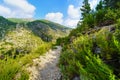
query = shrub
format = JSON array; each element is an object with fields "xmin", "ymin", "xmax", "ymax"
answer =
[
  {"xmin": 59, "ymin": 33, "xmax": 116, "ymax": 80},
  {"xmin": 59, "ymin": 26, "xmax": 120, "ymax": 79},
  {"xmin": 104, "ymin": 9, "xmax": 117, "ymax": 22},
  {"xmin": 83, "ymin": 13, "xmax": 96, "ymax": 28},
  {"xmin": 0, "ymin": 59, "xmax": 21, "ymax": 80},
  {"xmin": 95, "ymin": 9, "xmax": 106, "ymax": 26}
]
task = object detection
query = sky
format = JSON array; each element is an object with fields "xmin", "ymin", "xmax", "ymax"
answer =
[{"xmin": 0, "ymin": 0, "xmax": 100, "ymax": 28}]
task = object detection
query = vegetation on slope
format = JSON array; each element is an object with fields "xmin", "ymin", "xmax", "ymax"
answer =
[
  {"xmin": 27, "ymin": 20, "xmax": 70, "ymax": 42},
  {"xmin": 7, "ymin": 18, "xmax": 33, "ymax": 23},
  {"xmin": 57, "ymin": 0, "xmax": 120, "ymax": 80}
]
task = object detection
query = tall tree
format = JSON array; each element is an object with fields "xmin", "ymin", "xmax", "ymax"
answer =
[
  {"xmin": 80, "ymin": 0, "xmax": 91, "ymax": 19},
  {"xmin": 96, "ymin": 0, "xmax": 104, "ymax": 11}
]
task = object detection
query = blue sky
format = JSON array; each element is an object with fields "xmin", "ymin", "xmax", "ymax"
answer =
[
  {"xmin": 28, "ymin": 0, "xmax": 81, "ymax": 19},
  {"xmin": 0, "ymin": 0, "xmax": 100, "ymax": 28}
]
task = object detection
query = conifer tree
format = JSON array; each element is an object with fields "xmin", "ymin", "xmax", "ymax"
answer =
[
  {"xmin": 96, "ymin": 0, "xmax": 104, "ymax": 11},
  {"xmin": 80, "ymin": 0, "xmax": 91, "ymax": 19}
]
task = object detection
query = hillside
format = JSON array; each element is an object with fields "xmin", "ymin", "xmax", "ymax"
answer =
[
  {"xmin": 0, "ymin": 16, "xmax": 70, "ymax": 58},
  {"xmin": 27, "ymin": 20, "xmax": 71, "ymax": 42},
  {"xmin": 56, "ymin": 0, "xmax": 120, "ymax": 79},
  {"xmin": 0, "ymin": 16, "xmax": 70, "ymax": 41},
  {"xmin": 0, "ymin": 16, "xmax": 70, "ymax": 80}
]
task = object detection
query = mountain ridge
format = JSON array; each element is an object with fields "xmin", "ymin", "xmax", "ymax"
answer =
[{"xmin": 0, "ymin": 16, "xmax": 71, "ymax": 42}]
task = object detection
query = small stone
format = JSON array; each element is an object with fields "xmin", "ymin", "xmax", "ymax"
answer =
[{"xmin": 73, "ymin": 76, "xmax": 80, "ymax": 80}]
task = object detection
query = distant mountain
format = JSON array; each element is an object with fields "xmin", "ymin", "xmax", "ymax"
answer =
[
  {"xmin": 0, "ymin": 16, "xmax": 70, "ymax": 41},
  {"xmin": 0, "ymin": 16, "xmax": 70, "ymax": 56},
  {"xmin": 27, "ymin": 19, "xmax": 71, "ymax": 42}
]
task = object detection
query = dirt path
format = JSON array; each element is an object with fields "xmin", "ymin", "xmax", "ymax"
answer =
[{"xmin": 27, "ymin": 46, "xmax": 62, "ymax": 80}]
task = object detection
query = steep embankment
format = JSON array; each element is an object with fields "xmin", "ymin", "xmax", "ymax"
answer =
[
  {"xmin": 57, "ymin": 24, "xmax": 120, "ymax": 80},
  {"xmin": 27, "ymin": 46, "xmax": 62, "ymax": 80}
]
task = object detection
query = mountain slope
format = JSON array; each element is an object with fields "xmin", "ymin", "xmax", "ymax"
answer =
[
  {"xmin": 0, "ymin": 16, "xmax": 70, "ymax": 80},
  {"xmin": 27, "ymin": 20, "xmax": 71, "ymax": 42},
  {"xmin": 57, "ymin": 22, "xmax": 120, "ymax": 79},
  {"xmin": 0, "ymin": 16, "xmax": 70, "ymax": 56},
  {"xmin": 0, "ymin": 16, "xmax": 16, "ymax": 39},
  {"xmin": 0, "ymin": 16, "xmax": 70, "ymax": 42}
]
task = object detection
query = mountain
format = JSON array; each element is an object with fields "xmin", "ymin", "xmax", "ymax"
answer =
[
  {"xmin": 0, "ymin": 16, "xmax": 70, "ymax": 58},
  {"xmin": 0, "ymin": 16, "xmax": 70, "ymax": 41},
  {"xmin": 27, "ymin": 19, "xmax": 71, "ymax": 42},
  {"xmin": 0, "ymin": 16, "xmax": 16, "ymax": 39}
]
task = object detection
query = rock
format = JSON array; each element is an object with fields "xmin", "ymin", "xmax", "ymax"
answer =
[
  {"xmin": 0, "ymin": 54, "xmax": 5, "ymax": 60},
  {"xmin": 95, "ymin": 47, "xmax": 101, "ymax": 54},
  {"xmin": 73, "ymin": 76, "xmax": 80, "ymax": 80}
]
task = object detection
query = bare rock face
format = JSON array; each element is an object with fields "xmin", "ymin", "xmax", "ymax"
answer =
[{"xmin": 27, "ymin": 46, "xmax": 62, "ymax": 80}]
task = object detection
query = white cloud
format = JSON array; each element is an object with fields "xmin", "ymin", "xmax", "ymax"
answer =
[
  {"xmin": 68, "ymin": 5, "xmax": 80, "ymax": 19},
  {"xmin": 0, "ymin": 5, "xmax": 11, "ymax": 16},
  {"xmin": 45, "ymin": 5, "xmax": 80, "ymax": 28},
  {"xmin": 64, "ymin": 5, "xmax": 80, "ymax": 28},
  {"xmin": 0, "ymin": 0, "xmax": 36, "ymax": 18},
  {"xmin": 45, "ymin": 12, "xmax": 63, "ymax": 24},
  {"xmin": 64, "ymin": 19, "xmax": 79, "ymax": 28}
]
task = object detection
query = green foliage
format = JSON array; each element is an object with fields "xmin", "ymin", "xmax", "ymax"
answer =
[
  {"xmin": 0, "ymin": 59, "xmax": 21, "ymax": 80},
  {"xmin": 0, "ymin": 16, "xmax": 16, "ymax": 39},
  {"xmin": 0, "ymin": 43, "xmax": 51, "ymax": 80},
  {"xmin": 33, "ymin": 43, "xmax": 51, "ymax": 55},
  {"xmin": 95, "ymin": 9, "xmax": 106, "ymax": 26},
  {"xmin": 104, "ymin": 9, "xmax": 117, "ymax": 21},
  {"xmin": 83, "ymin": 13, "xmax": 95, "ymax": 28},
  {"xmin": 18, "ymin": 71, "xmax": 29, "ymax": 80},
  {"xmin": 59, "ymin": 27, "xmax": 120, "ymax": 79},
  {"xmin": 80, "ymin": 0, "xmax": 91, "ymax": 19},
  {"xmin": 59, "ymin": 0, "xmax": 120, "ymax": 79},
  {"xmin": 96, "ymin": 0, "xmax": 104, "ymax": 11}
]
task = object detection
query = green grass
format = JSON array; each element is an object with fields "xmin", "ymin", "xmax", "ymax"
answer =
[
  {"xmin": 0, "ymin": 21, "xmax": 52, "ymax": 80},
  {"xmin": 0, "ymin": 42, "xmax": 51, "ymax": 80}
]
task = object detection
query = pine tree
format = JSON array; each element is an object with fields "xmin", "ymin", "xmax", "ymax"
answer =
[
  {"xmin": 80, "ymin": 0, "xmax": 91, "ymax": 20},
  {"xmin": 96, "ymin": 0, "xmax": 104, "ymax": 11}
]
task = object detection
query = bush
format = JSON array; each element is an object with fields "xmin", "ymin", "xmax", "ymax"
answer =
[
  {"xmin": 0, "ymin": 59, "xmax": 21, "ymax": 80},
  {"xmin": 83, "ymin": 13, "xmax": 96, "ymax": 28},
  {"xmin": 95, "ymin": 9, "xmax": 106, "ymax": 26},
  {"xmin": 104, "ymin": 9, "xmax": 117, "ymax": 22},
  {"xmin": 59, "ymin": 27, "xmax": 120, "ymax": 79}
]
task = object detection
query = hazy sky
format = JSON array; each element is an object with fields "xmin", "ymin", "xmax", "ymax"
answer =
[{"xmin": 0, "ymin": 0, "xmax": 100, "ymax": 28}]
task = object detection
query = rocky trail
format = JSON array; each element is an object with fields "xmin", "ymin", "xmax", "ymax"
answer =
[{"xmin": 27, "ymin": 46, "xmax": 62, "ymax": 80}]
